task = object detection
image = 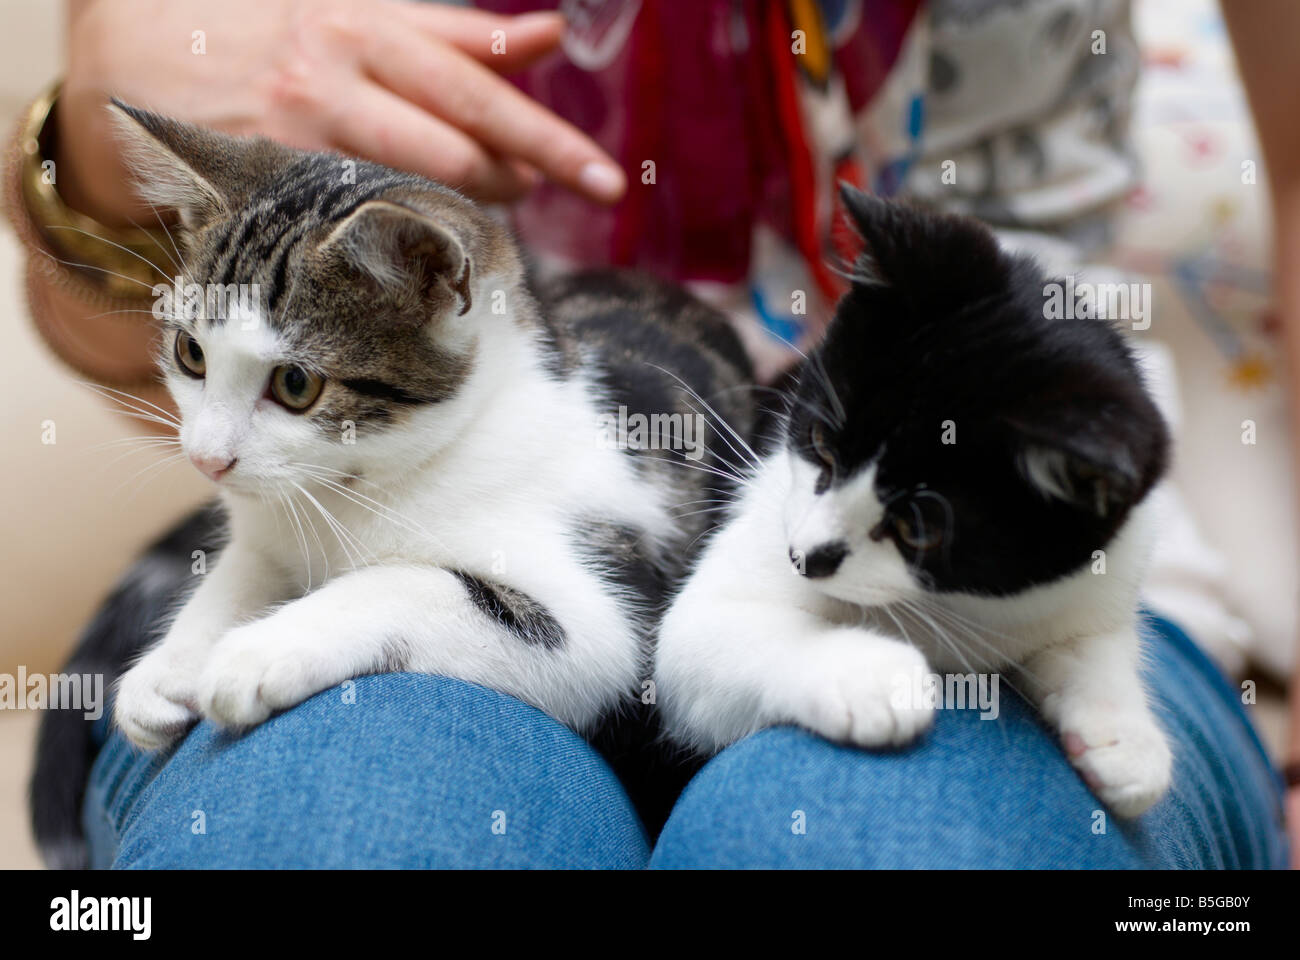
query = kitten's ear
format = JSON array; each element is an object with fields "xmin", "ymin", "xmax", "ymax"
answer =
[
  {"xmin": 838, "ymin": 184, "xmax": 1006, "ymax": 295},
  {"xmin": 108, "ymin": 100, "xmax": 295, "ymax": 231},
  {"xmin": 1013, "ymin": 426, "xmax": 1146, "ymax": 519},
  {"xmin": 320, "ymin": 199, "xmax": 472, "ymax": 314}
]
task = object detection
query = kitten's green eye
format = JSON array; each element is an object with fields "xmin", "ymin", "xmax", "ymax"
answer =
[
  {"xmin": 810, "ymin": 420, "xmax": 836, "ymax": 468},
  {"xmin": 894, "ymin": 513, "xmax": 944, "ymax": 551},
  {"xmin": 175, "ymin": 331, "xmax": 205, "ymax": 377},
  {"xmin": 270, "ymin": 365, "xmax": 324, "ymax": 412}
]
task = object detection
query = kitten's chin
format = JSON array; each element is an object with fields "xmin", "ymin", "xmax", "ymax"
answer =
[
  {"xmin": 203, "ymin": 470, "xmax": 275, "ymax": 497},
  {"xmin": 219, "ymin": 483, "xmax": 262, "ymax": 499},
  {"xmin": 219, "ymin": 476, "xmax": 289, "ymax": 497}
]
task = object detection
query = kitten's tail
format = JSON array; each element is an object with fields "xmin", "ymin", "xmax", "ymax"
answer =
[{"xmin": 29, "ymin": 504, "xmax": 222, "ymax": 868}]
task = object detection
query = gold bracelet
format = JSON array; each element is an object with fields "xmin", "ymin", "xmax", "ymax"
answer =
[
  {"xmin": 3, "ymin": 81, "xmax": 173, "ymax": 390},
  {"xmin": 7, "ymin": 81, "xmax": 173, "ymax": 302}
]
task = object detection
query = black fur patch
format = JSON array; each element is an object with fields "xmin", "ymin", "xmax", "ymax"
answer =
[
  {"xmin": 540, "ymin": 270, "xmax": 758, "ymax": 556},
  {"xmin": 376, "ymin": 637, "xmax": 413, "ymax": 674},
  {"xmin": 784, "ymin": 190, "xmax": 1169, "ymax": 596},
  {"xmin": 450, "ymin": 571, "xmax": 565, "ymax": 650},
  {"xmin": 572, "ymin": 518, "xmax": 703, "ymax": 836},
  {"xmin": 572, "ymin": 519, "xmax": 672, "ymax": 613},
  {"xmin": 339, "ymin": 377, "xmax": 441, "ymax": 406}
]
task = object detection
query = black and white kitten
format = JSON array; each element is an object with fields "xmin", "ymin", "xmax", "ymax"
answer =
[
  {"xmin": 655, "ymin": 189, "xmax": 1173, "ymax": 818},
  {"xmin": 101, "ymin": 103, "xmax": 752, "ymax": 753}
]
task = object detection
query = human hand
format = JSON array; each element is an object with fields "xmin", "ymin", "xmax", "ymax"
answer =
[{"xmin": 58, "ymin": 0, "xmax": 625, "ymax": 225}]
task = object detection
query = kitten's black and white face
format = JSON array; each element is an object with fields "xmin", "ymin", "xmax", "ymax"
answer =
[
  {"xmin": 783, "ymin": 190, "xmax": 1168, "ymax": 605},
  {"xmin": 113, "ymin": 102, "xmax": 516, "ymax": 494}
]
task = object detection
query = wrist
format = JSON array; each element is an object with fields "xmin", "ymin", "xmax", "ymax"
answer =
[
  {"xmin": 54, "ymin": 85, "xmax": 146, "ymax": 227},
  {"xmin": 11, "ymin": 82, "xmax": 171, "ymax": 298},
  {"xmin": 5, "ymin": 82, "xmax": 170, "ymax": 391}
]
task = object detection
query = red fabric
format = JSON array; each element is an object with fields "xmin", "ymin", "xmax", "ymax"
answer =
[
  {"xmin": 476, "ymin": 0, "xmax": 921, "ymax": 286},
  {"xmin": 765, "ymin": 1, "xmax": 842, "ymax": 303}
]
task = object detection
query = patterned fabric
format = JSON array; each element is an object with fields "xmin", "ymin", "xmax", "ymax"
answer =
[
  {"xmin": 1108, "ymin": 0, "xmax": 1295, "ymax": 680},
  {"xmin": 476, "ymin": 0, "xmax": 925, "ymax": 371},
  {"xmin": 907, "ymin": 0, "xmax": 1140, "ymax": 237},
  {"xmin": 477, "ymin": 1, "xmax": 1147, "ymax": 374}
]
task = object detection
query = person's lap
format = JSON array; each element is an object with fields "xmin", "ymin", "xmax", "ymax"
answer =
[
  {"xmin": 85, "ymin": 617, "xmax": 1287, "ymax": 868},
  {"xmin": 653, "ymin": 617, "xmax": 1285, "ymax": 868},
  {"xmin": 85, "ymin": 673, "xmax": 650, "ymax": 868}
]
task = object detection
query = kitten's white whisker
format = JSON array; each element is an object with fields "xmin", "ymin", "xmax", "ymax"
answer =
[
  {"xmin": 636, "ymin": 452, "xmax": 751, "ymax": 489},
  {"xmin": 290, "ymin": 484, "xmax": 344, "ymax": 575},
  {"xmin": 301, "ymin": 472, "xmax": 454, "ymax": 556},
  {"xmin": 672, "ymin": 503, "xmax": 734, "ymax": 515},
  {"xmin": 669, "ymin": 497, "xmax": 738, "ymax": 516},
  {"xmin": 128, "ymin": 200, "xmax": 192, "ymax": 279},
  {"xmin": 46, "ymin": 225, "xmax": 175, "ymax": 284},
  {"xmin": 902, "ymin": 597, "xmax": 1041, "ymax": 701},
  {"xmin": 894, "ymin": 599, "xmax": 1002, "ymax": 714},
  {"xmin": 289, "ymin": 484, "xmax": 335, "ymax": 581},
  {"xmin": 280, "ymin": 487, "xmax": 316, "ymax": 591},
  {"xmin": 109, "ymin": 451, "xmax": 187, "ymax": 499},
  {"xmin": 287, "ymin": 462, "xmax": 384, "ymax": 492},
  {"xmin": 292, "ymin": 480, "xmax": 374, "ymax": 570},
  {"xmin": 646, "ymin": 363, "xmax": 762, "ymax": 471},
  {"xmin": 74, "ymin": 381, "xmax": 181, "ymax": 427},
  {"xmin": 678, "ymin": 398, "xmax": 760, "ymax": 477},
  {"xmin": 78, "ymin": 307, "xmax": 163, "ymax": 323},
  {"xmin": 97, "ymin": 441, "xmax": 185, "ymax": 473},
  {"xmin": 36, "ymin": 249, "xmax": 160, "ymax": 293},
  {"xmin": 86, "ymin": 435, "xmax": 181, "ymax": 452}
]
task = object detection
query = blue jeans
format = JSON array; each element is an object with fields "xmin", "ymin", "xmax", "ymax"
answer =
[{"xmin": 85, "ymin": 617, "xmax": 1287, "ymax": 868}]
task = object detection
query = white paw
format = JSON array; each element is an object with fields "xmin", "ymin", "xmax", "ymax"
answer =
[
  {"xmin": 1059, "ymin": 700, "xmax": 1172, "ymax": 818},
  {"xmin": 115, "ymin": 648, "xmax": 202, "ymax": 751},
  {"xmin": 197, "ymin": 619, "xmax": 339, "ymax": 730},
  {"xmin": 791, "ymin": 634, "xmax": 935, "ymax": 748}
]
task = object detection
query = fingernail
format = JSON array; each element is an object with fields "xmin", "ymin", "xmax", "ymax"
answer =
[{"xmin": 578, "ymin": 162, "xmax": 626, "ymax": 203}]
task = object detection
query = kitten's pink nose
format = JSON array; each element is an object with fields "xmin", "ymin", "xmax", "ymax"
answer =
[{"xmin": 189, "ymin": 453, "xmax": 237, "ymax": 481}]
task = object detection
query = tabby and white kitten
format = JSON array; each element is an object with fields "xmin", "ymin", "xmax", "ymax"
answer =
[
  {"xmin": 107, "ymin": 103, "xmax": 753, "ymax": 752},
  {"xmin": 656, "ymin": 190, "xmax": 1173, "ymax": 817}
]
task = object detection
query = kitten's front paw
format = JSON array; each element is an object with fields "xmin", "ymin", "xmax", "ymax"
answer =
[
  {"xmin": 115, "ymin": 650, "xmax": 201, "ymax": 751},
  {"xmin": 1059, "ymin": 701, "xmax": 1172, "ymax": 818},
  {"xmin": 792, "ymin": 634, "xmax": 934, "ymax": 748},
  {"xmin": 197, "ymin": 620, "xmax": 339, "ymax": 730}
]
